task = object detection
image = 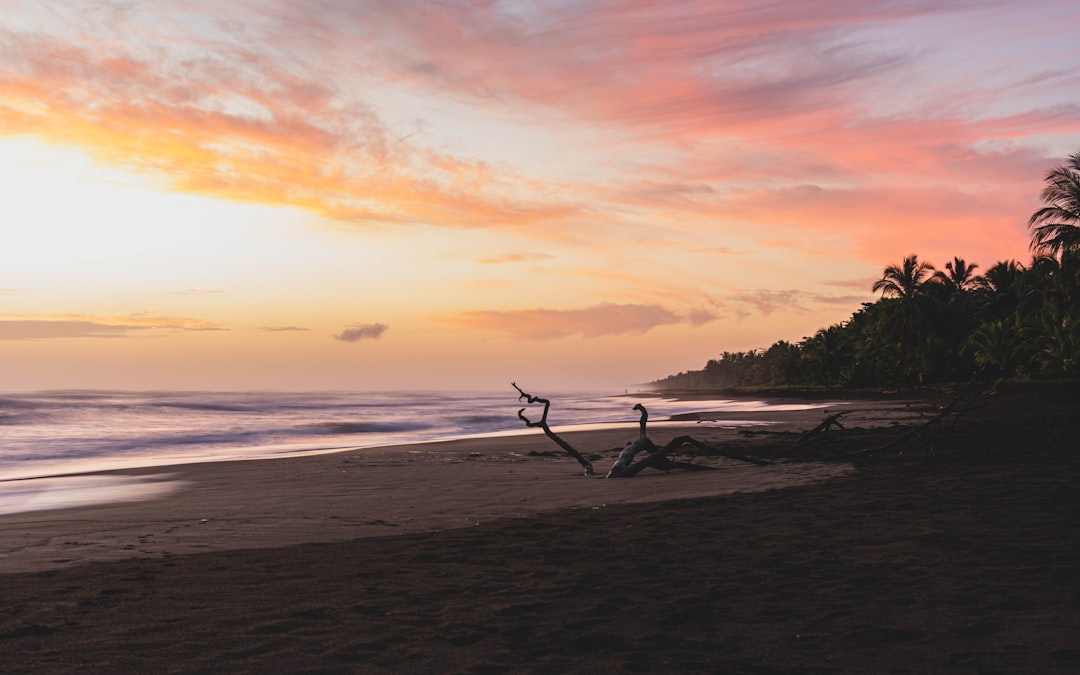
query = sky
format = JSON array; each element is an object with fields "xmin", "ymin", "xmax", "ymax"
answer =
[{"xmin": 2, "ymin": 0, "xmax": 1079, "ymax": 392}]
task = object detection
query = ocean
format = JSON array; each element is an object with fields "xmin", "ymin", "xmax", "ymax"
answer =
[{"xmin": 0, "ymin": 389, "xmax": 830, "ymax": 482}]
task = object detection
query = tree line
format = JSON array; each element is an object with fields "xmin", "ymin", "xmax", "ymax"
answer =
[{"xmin": 653, "ymin": 150, "xmax": 1080, "ymax": 390}]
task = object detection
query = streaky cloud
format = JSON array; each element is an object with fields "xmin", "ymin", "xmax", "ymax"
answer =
[
  {"xmin": 733, "ymin": 290, "xmax": 808, "ymax": 317},
  {"xmin": 0, "ymin": 320, "xmax": 134, "ymax": 340},
  {"xmin": 821, "ymin": 277, "xmax": 882, "ymax": 290},
  {"xmin": 729, "ymin": 289, "xmax": 875, "ymax": 317},
  {"xmin": 261, "ymin": 326, "xmax": 310, "ymax": 332},
  {"xmin": 437, "ymin": 303, "xmax": 689, "ymax": 340},
  {"xmin": 693, "ymin": 246, "xmax": 743, "ymax": 256},
  {"xmin": 0, "ymin": 25, "xmax": 587, "ymax": 233},
  {"xmin": 477, "ymin": 252, "xmax": 554, "ymax": 264},
  {"xmin": 0, "ymin": 314, "xmax": 226, "ymax": 340}
]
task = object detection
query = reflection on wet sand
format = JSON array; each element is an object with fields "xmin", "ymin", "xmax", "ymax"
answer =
[{"xmin": 0, "ymin": 474, "xmax": 187, "ymax": 515}]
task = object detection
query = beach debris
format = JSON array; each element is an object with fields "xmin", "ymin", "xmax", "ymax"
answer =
[
  {"xmin": 843, "ymin": 383, "xmax": 977, "ymax": 457},
  {"xmin": 777, "ymin": 382, "xmax": 981, "ymax": 460},
  {"xmin": 512, "ymin": 383, "xmax": 594, "ymax": 475},
  {"xmin": 512, "ymin": 383, "xmax": 771, "ymax": 478},
  {"xmin": 770, "ymin": 411, "xmax": 850, "ymax": 459},
  {"xmin": 604, "ymin": 402, "xmax": 770, "ymax": 477}
]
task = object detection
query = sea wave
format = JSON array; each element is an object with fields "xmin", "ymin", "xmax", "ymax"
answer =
[
  {"xmin": 304, "ymin": 422, "xmax": 433, "ymax": 435},
  {"xmin": 0, "ymin": 389, "xmax": 833, "ymax": 480}
]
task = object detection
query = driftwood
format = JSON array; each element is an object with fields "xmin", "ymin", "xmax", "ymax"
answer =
[
  {"xmin": 780, "ymin": 383, "xmax": 980, "ymax": 460},
  {"xmin": 771, "ymin": 411, "xmax": 849, "ymax": 459},
  {"xmin": 513, "ymin": 384, "xmax": 771, "ymax": 478},
  {"xmin": 513, "ymin": 383, "xmax": 594, "ymax": 476},
  {"xmin": 841, "ymin": 385, "xmax": 975, "ymax": 458}
]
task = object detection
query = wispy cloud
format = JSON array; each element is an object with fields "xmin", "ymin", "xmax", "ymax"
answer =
[
  {"xmin": 728, "ymin": 289, "xmax": 875, "ymax": 317},
  {"xmin": 0, "ymin": 21, "xmax": 587, "ymax": 231},
  {"xmin": 732, "ymin": 290, "xmax": 808, "ymax": 317},
  {"xmin": 334, "ymin": 323, "xmax": 389, "ymax": 342},
  {"xmin": 1, "ymin": 0, "xmax": 1078, "ymax": 373},
  {"xmin": 261, "ymin": 326, "xmax": 309, "ymax": 332},
  {"xmin": 477, "ymin": 252, "xmax": 554, "ymax": 264},
  {"xmin": 436, "ymin": 303, "xmax": 701, "ymax": 340},
  {"xmin": 0, "ymin": 313, "xmax": 226, "ymax": 340},
  {"xmin": 693, "ymin": 247, "xmax": 744, "ymax": 257},
  {"xmin": 4, "ymin": 1, "xmax": 1071, "ymax": 247},
  {"xmin": 0, "ymin": 320, "xmax": 135, "ymax": 340},
  {"xmin": 821, "ymin": 277, "xmax": 881, "ymax": 291}
]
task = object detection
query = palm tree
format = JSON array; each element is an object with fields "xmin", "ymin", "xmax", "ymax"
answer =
[
  {"xmin": 964, "ymin": 320, "xmax": 1026, "ymax": 379},
  {"xmin": 871, "ymin": 255, "xmax": 938, "ymax": 381},
  {"xmin": 872, "ymin": 254, "xmax": 936, "ymax": 299},
  {"xmin": 931, "ymin": 256, "xmax": 979, "ymax": 292},
  {"xmin": 1029, "ymin": 150, "xmax": 1080, "ymax": 256},
  {"xmin": 800, "ymin": 326, "xmax": 844, "ymax": 385},
  {"xmin": 976, "ymin": 260, "xmax": 1025, "ymax": 322},
  {"xmin": 976, "ymin": 260, "xmax": 1024, "ymax": 295}
]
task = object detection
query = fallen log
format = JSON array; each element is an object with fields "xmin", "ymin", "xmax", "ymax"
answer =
[
  {"xmin": 771, "ymin": 411, "xmax": 849, "ymax": 459},
  {"xmin": 837, "ymin": 382, "xmax": 979, "ymax": 458},
  {"xmin": 513, "ymin": 385, "xmax": 771, "ymax": 478}
]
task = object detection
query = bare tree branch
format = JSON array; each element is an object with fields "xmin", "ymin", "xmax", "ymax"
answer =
[
  {"xmin": 771, "ymin": 411, "xmax": 849, "ymax": 459},
  {"xmin": 512, "ymin": 383, "xmax": 594, "ymax": 476},
  {"xmin": 838, "ymin": 382, "xmax": 979, "ymax": 458},
  {"xmin": 512, "ymin": 388, "xmax": 772, "ymax": 478}
]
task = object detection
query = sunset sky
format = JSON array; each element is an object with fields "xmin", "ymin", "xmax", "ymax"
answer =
[{"xmin": 2, "ymin": 1, "xmax": 1079, "ymax": 392}]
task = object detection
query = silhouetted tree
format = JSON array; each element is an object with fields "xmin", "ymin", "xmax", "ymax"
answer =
[
  {"xmin": 651, "ymin": 152, "xmax": 1080, "ymax": 390},
  {"xmin": 1029, "ymin": 150, "xmax": 1080, "ymax": 256},
  {"xmin": 932, "ymin": 257, "xmax": 980, "ymax": 292},
  {"xmin": 872, "ymin": 254, "xmax": 936, "ymax": 300},
  {"xmin": 964, "ymin": 320, "xmax": 1026, "ymax": 379},
  {"xmin": 972, "ymin": 259, "xmax": 1025, "ymax": 331}
]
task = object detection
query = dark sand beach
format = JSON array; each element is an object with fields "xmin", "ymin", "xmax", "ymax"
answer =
[{"xmin": 2, "ymin": 387, "xmax": 1078, "ymax": 672}]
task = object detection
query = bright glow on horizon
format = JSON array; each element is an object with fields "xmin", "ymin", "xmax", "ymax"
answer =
[{"xmin": 1, "ymin": 1, "xmax": 1078, "ymax": 392}]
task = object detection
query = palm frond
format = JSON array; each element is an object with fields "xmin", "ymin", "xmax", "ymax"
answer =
[{"xmin": 1029, "ymin": 152, "xmax": 1080, "ymax": 255}]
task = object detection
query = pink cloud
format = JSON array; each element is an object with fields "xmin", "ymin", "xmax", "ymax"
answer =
[
  {"xmin": 0, "ymin": 24, "xmax": 588, "ymax": 231},
  {"xmin": 2, "ymin": 0, "xmax": 1077, "ymax": 265},
  {"xmin": 477, "ymin": 252, "xmax": 554, "ymax": 264},
  {"xmin": 435, "ymin": 303, "xmax": 688, "ymax": 340}
]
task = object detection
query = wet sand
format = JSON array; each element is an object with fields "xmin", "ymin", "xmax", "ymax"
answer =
[{"xmin": 2, "ymin": 389, "xmax": 1078, "ymax": 672}]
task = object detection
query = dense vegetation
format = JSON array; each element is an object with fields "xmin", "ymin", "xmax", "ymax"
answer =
[{"xmin": 653, "ymin": 150, "xmax": 1080, "ymax": 390}]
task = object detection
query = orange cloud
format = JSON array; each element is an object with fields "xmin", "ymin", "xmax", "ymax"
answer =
[
  {"xmin": 0, "ymin": 28, "xmax": 588, "ymax": 232},
  {"xmin": 2, "ymin": 1, "xmax": 1077, "ymax": 265},
  {"xmin": 0, "ymin": 313, "xmax": 225, "ymax": 340},
  {"xmin": 477, "ymin": 252, "xmax": 554, "ymax": 264},
  {"xmin": 435, "ymin": 303, "xmax": 693, "ymax": 340}
]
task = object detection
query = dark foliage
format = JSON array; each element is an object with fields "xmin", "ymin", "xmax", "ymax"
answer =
[{"xmin": 655, "ymin": 151, "xmax": 1080, "ymax": 389}]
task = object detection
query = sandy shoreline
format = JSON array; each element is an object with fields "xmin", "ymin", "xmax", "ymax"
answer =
[
  {"xmin": 2, "ymin": 401, "xmax": 894, "ymax": 574},
  {"xmin": 4, "ymin": 389, "xmax": 1077, "ymax": 672}
]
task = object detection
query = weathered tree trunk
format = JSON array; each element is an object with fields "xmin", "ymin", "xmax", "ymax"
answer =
[
  {"xmin": 613, "ymin": 435, "xmax": 771, "ymax": 476},
  {"xmin": 514, "ymin": 385, "xmax": 771, "ymax": 478},
  {"xmin": 605, "ymin": 404, "xmax": 655, "ymax": 477}
]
